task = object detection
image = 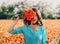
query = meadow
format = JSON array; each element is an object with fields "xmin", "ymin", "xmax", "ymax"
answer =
[{"xmin": 0, "ymin": 19, "xmax": 60, "ymax": 44}]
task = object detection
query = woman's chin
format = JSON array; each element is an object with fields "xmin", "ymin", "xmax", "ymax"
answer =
[{"xmin": 32, "ymin": 23, "xmax": 36, "ymax": 25}]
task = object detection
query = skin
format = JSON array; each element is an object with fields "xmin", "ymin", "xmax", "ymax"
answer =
[{"xmin": 8, "ymin": 14, "xmax": 20, "ymax": 32}]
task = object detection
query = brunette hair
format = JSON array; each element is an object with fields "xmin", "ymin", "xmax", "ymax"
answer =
[{"xmin": 23, "ymin": 8, "xmax": 43, "ymax": 26}]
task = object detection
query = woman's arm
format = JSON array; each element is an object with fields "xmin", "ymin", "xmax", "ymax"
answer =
[{"xmin": 7, "ymin": 15, "xmax": 20, "ymax": 33}]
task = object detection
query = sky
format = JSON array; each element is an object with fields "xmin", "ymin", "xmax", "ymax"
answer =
[{"xmin": 0, "ymin": 0, "xmax": 60, "ymax": 9}]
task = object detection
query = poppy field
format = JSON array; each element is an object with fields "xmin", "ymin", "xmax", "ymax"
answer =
[{"xmin": 0, "ymin": 19, "xmax": 60, "ymax": 44}]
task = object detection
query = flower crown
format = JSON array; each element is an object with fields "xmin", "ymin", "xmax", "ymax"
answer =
[{"xmin": 23, "ymin": 8, "xmax": 36, "ymax": 21}]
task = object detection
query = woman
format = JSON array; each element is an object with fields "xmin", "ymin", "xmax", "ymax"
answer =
[{"xmin": 8, "ymin": 8, "xmax": 46, "ymax": 44}]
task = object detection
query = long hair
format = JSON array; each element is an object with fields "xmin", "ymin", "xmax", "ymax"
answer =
[{"xmin": 23, "ymin": 8, "xmax": 43, "ymax": 26}]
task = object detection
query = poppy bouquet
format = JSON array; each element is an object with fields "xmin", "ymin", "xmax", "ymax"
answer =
[
  {"xmin": 22, "ymin": 8, "xmax": 36, "ymax": 21},
  {"xmin": 17, "ymin": 8, "xmax": 36, "ymax": 21}
]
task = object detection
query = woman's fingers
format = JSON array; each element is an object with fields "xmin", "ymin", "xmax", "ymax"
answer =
[{"xmin": 15, "ymin": 14, "xmax": 20, "ymax": 20}]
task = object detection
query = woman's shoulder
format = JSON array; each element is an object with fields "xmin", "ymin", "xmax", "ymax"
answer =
[
  {"xmin": 39, "ymin": 26, "xmax": 45, "ymax": 31},
  {"xmin": 39, "ymin": 26, "xmax": 44, "ymax": 28}
]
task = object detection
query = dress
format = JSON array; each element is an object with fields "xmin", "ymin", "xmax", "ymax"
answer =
[{"xmin": 11, "ymin": 25, "xmax": 46, "ymax": 44}]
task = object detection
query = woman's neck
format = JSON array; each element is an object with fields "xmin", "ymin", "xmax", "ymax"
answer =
[{"xmin": 30, "ymin": 24, "xmax": 39, "ymax": 31}]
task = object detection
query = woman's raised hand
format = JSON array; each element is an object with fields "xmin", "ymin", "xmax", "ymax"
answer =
[
  {"xmin": 15, "ymin": 14, "xmax": 20, "ymax": 20},
  {"xmin": 8, "ymin": 14, "xmax": 20, "ymax": 33}
]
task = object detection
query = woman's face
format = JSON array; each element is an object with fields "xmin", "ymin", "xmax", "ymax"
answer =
[{"xmin": 31, "ymin": 15, "xmax": 38, "ymax": 25}]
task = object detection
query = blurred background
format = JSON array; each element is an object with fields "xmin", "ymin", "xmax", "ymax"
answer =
[
  {"xmin": 0, "ymin": 0, "xmax": 60, "ymax": 19},
  {"xmin": 0, "ymin": 0, "xmax": 60, "ymax": 44}
]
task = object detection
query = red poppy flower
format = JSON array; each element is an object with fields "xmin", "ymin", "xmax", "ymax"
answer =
[{"xmin": 23, "ymin": 8, "xmax": 36, "ymax": 21}]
